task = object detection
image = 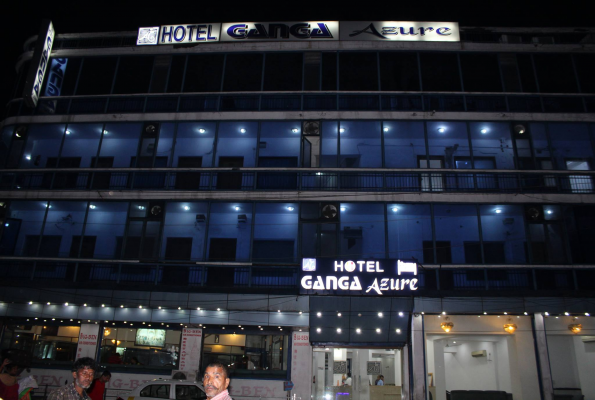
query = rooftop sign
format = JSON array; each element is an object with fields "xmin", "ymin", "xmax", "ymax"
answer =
[
  {"xmin": 23, "ymin": 20, "xmax": 55, "ymax": 107},
  {"xmin": 136, "ymin": 21, "xmax": 459, "ymax": 45}
]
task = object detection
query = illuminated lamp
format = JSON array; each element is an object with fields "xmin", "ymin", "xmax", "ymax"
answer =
[
  {"xmin": 569, "ymin": 317, "xmax": 582, "ymax": 334},
  {"xmin": 503, "ymin": 318, "xmax": 517, "ymax": 334},
  {"xmin": 104, "ymin": 328, "xmax": 111, "ymax": 336},
  {"xmin": 440, "ymin": 317, "xmax": 454, "ymax": 333}
]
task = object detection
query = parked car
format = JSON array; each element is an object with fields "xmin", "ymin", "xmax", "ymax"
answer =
[{"xmin": 128, "ymin": 380, "xmax": 205, "ymax": 400}]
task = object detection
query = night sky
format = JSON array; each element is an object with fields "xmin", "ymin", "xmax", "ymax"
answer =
[{"xmin": 0, "ymin": 0, "xmax": 591, "ymax": 108}]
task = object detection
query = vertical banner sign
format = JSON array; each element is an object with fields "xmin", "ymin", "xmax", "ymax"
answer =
[
  {"xmin": 291, "ymin": 332, "xmax": 312, "ymax": 400},
  {"xmin": 76, "ymin": 324, "xmax": 100, "ymax": 360},
  {"xmin": 179, "ymin": 328, "xmax": 202, "ymax": 372},
  {"xmin": 38, "ymin": 58, "xmax": 68, "ymax": 114},
  {"xmin": 23, "ymin": 20, "xmax": 55, "ymax": 107}
]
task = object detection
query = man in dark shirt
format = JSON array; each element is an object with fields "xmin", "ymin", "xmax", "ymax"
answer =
[
  {"xmin": 48, "ymin": 358, "xmax": 96, "ymax": 400},
  {"xmin": 87, "ymin": 371, "xmax": 111, "ymax": 400}
]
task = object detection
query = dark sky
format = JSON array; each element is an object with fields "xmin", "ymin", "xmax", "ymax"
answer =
[{"xmin": 0, "ymin": 0, "xmax": 591, "ymax": 109}]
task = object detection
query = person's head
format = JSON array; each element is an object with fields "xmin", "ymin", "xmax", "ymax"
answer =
[
  {"xmin": 5, "ymin": 363, "xmax": 20, "ymax": 376},
  {"xmin": 379, "ymin": 375, "xmax": 384, "ymax": 380},
  {"xmin": 202, "ymin": 362, "xmax": 230, "ymax": 399},
  {"xmin": 130, "ymin": 357, "xmax": 139, "ymax": 365},
  {"xmin": 100, "ymin": 370, "xmax": 111, "ymax": 383},
  {"xmin": 71, "ymin": 358, "xmax": 96, "ymax": 390}
]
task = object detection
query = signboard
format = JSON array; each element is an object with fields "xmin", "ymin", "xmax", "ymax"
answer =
[
  {"xmin": 137, "ymin": 23, "xmax": 221, "ymax": 45},
  {"xmin": 135, "ymin": 329, "xmax": 166, "ymax": 347},
  {"xmin": 76, "ymin": 324, "xmax": 100, "ymax": 359},
  {"xmin": 290, "ymin": 332, "xmax": 312, "ymax": 400},
  {"xmin": 220, "ymin": 21, "xmax": 338, "ymax": 41},
  {"xmin": 23, "ymin": 20, "xmax": 55, "ymax": 107},
  {"xmin": 179, "ymin": 328, "xmax": 202, "ymax": 372},
  {"xmin": 341, "ymin": 21, "xmax": 460, "ymax": 41},
  {"xmin": 299, "ymin": 258, "xmax": 419, "ymax": 295},
  {"xmin": 283, "ymin": 382, "xmax": 294, "ymax": 391},
  {"xmin": 38, "ymin": 58, "xmax": 68, "ymax": 114}
]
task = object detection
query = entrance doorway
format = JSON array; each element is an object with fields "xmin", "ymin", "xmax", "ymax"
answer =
[{"xmin": 311, "ymin": 347, "xmax": 404, "ymax": 400}]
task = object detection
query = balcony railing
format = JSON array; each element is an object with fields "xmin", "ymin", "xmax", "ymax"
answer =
[
  {"xmin": 1, "ymin": 169, "xmax": 594, "ymax": 194},
  {"xmin": 0, "ymin": 259, "xmax": 593, "ymax": 294},
  {"xmin": 5, "ymin": 92, "xmax": 595, "ymax": 118}
]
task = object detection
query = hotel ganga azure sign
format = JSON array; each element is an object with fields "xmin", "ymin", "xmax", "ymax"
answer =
[
  {"xmin": 137, "ymin": 21, "xmax": 459, "ymax": 45},
  {"xmin": 300, "ymin": 258, "xmax": 419, "ymax": 296}
]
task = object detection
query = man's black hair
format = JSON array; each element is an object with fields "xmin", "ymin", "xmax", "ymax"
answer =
[
  {"xmin": 205, "ymin": 362, "xmax": 229, "ymax": 379},
  {"xmin": 72, "ymin": 357, "xmax": 97, "ymax": 372},
  {"xmin": 102, "ymin": 370, "xmax": 111, "ymax": 377}
]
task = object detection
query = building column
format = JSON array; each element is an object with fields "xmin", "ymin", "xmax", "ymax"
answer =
[
  {"xmin": 533, "ymin": 313, "xmax": 554, "ymax": 400},
  {"xmin": 401, "ymin": 345, "xmax": 410, "ymax": 400},
  {"xmin": 411, "ymin": 314, "xmax": 426, "ymax": 400}
]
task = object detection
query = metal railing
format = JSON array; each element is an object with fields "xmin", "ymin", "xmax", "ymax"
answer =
[
  {"xmin": 2, "ymin": 169, "xmax": 594, "ymax": 194},
  {"xmin": 5, "ymin": 92, "xmax": 595, "ymax": 118}
]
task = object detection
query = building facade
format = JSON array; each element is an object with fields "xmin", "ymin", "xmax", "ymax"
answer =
[{"xmin": 1, "ymin": 21, "xmax": 595, "ymax": 400}]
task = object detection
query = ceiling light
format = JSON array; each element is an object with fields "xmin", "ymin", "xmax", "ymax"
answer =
[
  {"xmin": 524, "ymin": 312, "xmax": 528, "ymax": 315},
  {"xmin": 103, "ymin": 130, "xmax": 108, "ymax": 135},
  {"xmin": 339, "ymin": 128, "xmax": 345, "ymax": 133},
  {"xmin": 340, "ymin": 207, "xmax": 346, "ymax": 211},
  {"xmin": 546, "ymin": 210, "xmax": 553, "ymax": 214},
  {"xmin": 287, "ymin": 206, "xmax": 294, "ymax": 211},
  {"xmin": 545, "ymin": 312, "xmax": 549, "ymax": 316},
  {"xmin": 569, "ymin": 323, "xmax": 582, "ymax": 334},
  {"xmin": 198, "ymin": 128, "xmax": 206, "ymax": 133},
  {"xmin": 484, "ymin": 312, "xmax": 487, "ymax": 315},
  {"xmin": 442, "ymin": 311, "xmax": 446, "ymax": 315},
  {"xmin": 240, "ymin": 128, "xmax": 246, "ymax": 133},
  {"xmin": 299, "ymin": 311, "xmax": 302, "ymax": 314},
  {"xmin": 480, "ymin": 129, "xmax": 488, "ymax": 134},
  {"xmin": 84, "ymin": 304, "xmax": 87, "ymax": 307},
  {"xmin": 376, "ymin": 328, "xmax": 381, "ymax": 333},
  {"xmin": 28, "ymin": 301, "xmax": 33, "ymax": 305},
  {"xmin": 337, "ymin": 328, "xmax": 341, "ymax": 333},
  {"xmin": 317, "ymin": 312, "xmax": 322, "ymax": 317},
  {"xmin": 356, "ymin": 328, "xmax": 361, "ymax": 334},
  {"xmin": 234, "ymin": 207, "xmax": 240, "ymax": 211},
  {"xmin": 396, "ymin": 329, "xmax": 401, "ymax": 334},
  {"xmin": 278, "ymin": 310, "xmax": 281, "ymax": 313},
  {"xmin": 292, "ymin": 128, "xmax": 299, "ymax": 133},
  {"xmin": 586, "ymin": 313, "xmax": 590, "ymax": 316},
  {"xmin": 139, "ymin": 305, "xmax": 142, "ymax": 309},
  {"xmin": 453, "ymin": 341, "xmax": 456, "ymax": 344},
  {"xmin": 89, "ymin": 205, "xmax": 96, "ymax": 209},
  {"xmin": 383, "ymin": 127, "xmax": 389, "ymax": 132},
  {"xmin": 495, "ymin": 209, "xmax": 502, "ymax": 214},
  {"xmin": 183, "ymin": 206, "xmax": 190, "ymax": 211},
  {"xmin": 392, "ymin": 207, "xmax": 399, "ymax": 212},
  {"xmin": 378, "ymin": 312, "xmax": 383, "ymax": 317},
  {"xmin": 398, "ymin": 312, "xmax": 404, "ymax": 317},
  {"xmin": 317, "ymin": 328, "xmax": 321, "ymax": 333},
  {"xmin": 565, "ymin": 312, "xmax": 570, "ymax": 316},
  {"xmin": 197, "ymin": 307, "xmax": 201, "ymax": 310},
  {"xmin": 504, "ymin": 318, "xmax": 517, "ymax": 334},
  {"xmin": 47, "ymin": 302, "xmax": 50, "ymax": 305},
  {"xmin": 65, "ymin": 130, "xmax": 71, "ymax": 135},
  {"xmin": 438, "ymin": 128, "xmax": 445, "ymax": 133},
  {"xmin": 25, "ymin": 155, "xmax": 31, "ymax": 160},
  {"xmin": 217, "ymin": 308, "xmax": 221, "ymax": 311},
  {"xmin": 440, "ymin": 317, "xmax": 454, "ymax": 333}
]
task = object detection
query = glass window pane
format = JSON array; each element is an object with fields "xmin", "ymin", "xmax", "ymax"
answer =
[
  {"xmin": 499, "ymin": 54, "xmax": 522, "ymax": 92},
  {"xmin": 339, "ymin": 203, "xmax": 385, "ymax": 258},
  {"xmin": 320, "ymin": 121, "xmax": 338, "ymax": 167},
  {"xmin": 223, "ymin": 54, "xmax": 263, "ymax": 92},
  {"xmin": 216, "ymin": 122, "xmax": 258, "ymax": 167},
  {"xmin": 184, "ymin": 54, "xmax": 224, "ymax": 92},
  {"xmin": 383, "ymin": 121, "xmax": 426, "ymax": 168},
  {"xmin": 58, "ymin": 58, "xmax": 81, "ymax": 97},
  {"xmin": 380, "ymin": 52, "xmax": 420, "ymax": 91},
  {"xmin": 304, "ymin": 52, "xmax": 321, "ymax": 90},
  {"xmin": 98, "ymin": 123, "xmax": 142, "ymax": 167},
  {"xmin": 339, "ymin": 121, "xmax": 381, "ymax": 168},
  {"xmin": 253, "ymin": 203, "xmax": 298, "ymax": 263},
  {"xmin": 263, "ymin": 53, "xmax": 303, "ymax": 91},
  {"xmin": 113, "ymin": 56, "xmax": 154, "ymax": 94},
  {"xmin": 154, "ymin": 123, "xmax": 175, "ymax": 168},
  {"xmin": 534, "ymin": 54, "xmax": 578, "ymax": 93},
  {"xmin": 207, "ymin": 203, "xmax": 252, "ymax": 262},
  {"xmin": 173, "ymin": 122, "xmax": 216, "ymax": 168},
  {"xmin": 564, "ymin": 205, "xmax": 595, "ymax": 264},
  {"xmin": 20, "ymin": 124, "xmax": 65, "ymax": 168},
  {"xmin": 167, "ymin": 55, "xmax": 186, "ymax": 93},
  {"xmin": 479, "ymin": 205, "xmax": 527, "ymax": 264},
  {"xmin": 517, "ymin": 54, "xmax": 538, "ymax": 93},
  {"xmin": 83, "ymin": 202, "xmax": 129, "ymax": 259},
  {"xmin": 460, "ymin": 54, "xmax": 502, "ymax": 92},
  {"xmin": 426, "ymin": 122, "xmax": 470, "ymax": 169},
  {"xmin": 40, "ymin": 201, "xmax": 87, "ymax": 257},
  {"xmin": 420, "ymin": 53, "xmax": 461, "ymax": 92},
  {"xmin": 0, "ymin": 126, "xmax": 14, "ymax": 168},
  {"xmin": 526, "ymin": 123, "xmax": 551, "ymax": 168},
  {"xmin": 549, "ymin": 123, "xmax": 593, "ymax": 170},
  {"xmin": 321, "ymin": 53, "xmax": 337, "ymax": 91},
  {"xmin": 434, "ymin": 205, "xmax": 480, "ymax": 264},
  {"xmin": 258, "ymin": 122, "xmax": 301, "ymax": 167},
  {"xmin": 339, "ymin": 52, "xmax": 378, "ymax": 91},
  {"xmin": 61, "ymin": 124, "xmax": 103, "ymax": 167},
  {"xmin": 575, "ymin": 54, "xmax": 595, "ymax": 93},
  {"xmin": 1, "ymin": 201, "xmax": 47, "ymax": 256},
  {"xmin": 469, "ymin": 123, "xmax": 515, "ymax": 169},
  {"xmin": 387, "ymin": 204, "xmax": 432, "ymax": 262},
  {"xmin": 76, "ymin": 57, "xmax": 117, "ymax": 95},
  {"xmin": 161, "ymin": 202, "xmax": 208, "ymax": 261}
]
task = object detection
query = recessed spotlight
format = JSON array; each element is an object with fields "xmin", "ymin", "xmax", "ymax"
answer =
[
  {"xmin": 47, "ymin": 302, "xmax": 51, "ymax": 305},
  {"xmin": 480, "ymin": 129, "xmax": 488, "ymax": 134},
  {"xmin": 139, "ymin": 305, "xmax": 142, "ymax": 309},
  {"xmin": 438, "ymin": 128, "xmax": 445, "ymax": 133},
  {"xmin": 183, "ymin": 206, "xmax": 190, "ymax": 211},
  {"xmin": 356, "ymin": 328, "xmax": 361, "ymax": 334},
  {"xmin": 317, "ymin": 328, "xmax": 321, "ymax": 333},
  {"xmin": 277, "ymin": 310, "xmax": 281, "ymax": 313},
  {"xmin": 337, "ymin": 328, "xmax": 341, "ymax": 333},
  {"xmin": 120, "ymin": 305, "xmax": 124, "ymax": 308},
  {"xmin": 586, "ymin": 313, "xmax": 590, "ymax": 316},
  {"xmin": 337, "ymin": 313, "xmax": 342, "ymax": 317},
  {"xmin": 89, "ymin": 205, "xmax": 96, "ymax": 209},
  {"xmin": 565, "ymin": 312, "xmax": 570, "ymax": 316},
  {"xmin": 376, "ymin": 328, "xmax": 381, "ymax": 333},
  {"xmin": 64, "ymin": 303, "xmax": 69, "ymax": 306},
  {"xmin": 26, "ymin": 155, "xmax": 31, "ymax": 160},
  {"xmin": 339, "ymin": 128, "xmax": 345, "ymax": 133},
  {"xmin": 546, "ymin": 210, "xmax": 553, "ymax": 214},
  {"xmin": 292, "ymin": 128, "xmax": 299, "ymax": 133},
  {"xmin": 484, "ymin": 312, "xmax": 487, "ymax": 315},
  {"xmin": 234, "ymin": 206, "xmax": 240, "ymax": 211},
  {"xmin": 383, "ymin": 127, "xmax": 389, "ymax": 132},
  {"xmin": 340, "ymin": 207, "xmax": 346, "ymax": 212},
  {"xmin": 545, "ymin": 312, "xmax": 549, "ymax": 316},
  {"xmin": 442, "ymin": 311, "xmax": 446, "ymax": 315},
  {"xmin": 398, "ymin": 312, "xmax": 404, "ymax": 317},
  {"xmin": 495, "ymin": 209, "xmax": 502, "ymax": 214},
  {"xmin": 392, "ymin": 207, "xmax": 399, "ymax": 212},
  {"xmin": 217, "ymin": 308, "xmax": 221, "ymax": 311},
  {"xmin": 240, "ymin": 128, "xmax": 246, "ymax": 133},
  {"xmin": 65, "ymin": 130, "xmax": 71, "ymax": 135},
  {"xmin": 28, "ymin": 301, "xmax": 33, "ymax": 305},
  {"xmin": 317, "ymin": 312, "xmax": 322, "ymax": 317},
  {"xmin": 378, "ymin": 312, "xmax": 383, "ymax": 317},
  {"xmin": 299, "ymin": 311, "xmax": 302, "ymax": 314},
  {"xmin": 287, "ymin": 206, "xmax": 294, "ymax": 211},
  {"xmin": 198, "ymin": 128, "xmax": 206, "ymax": 133},
  {"xmin": 103, "ymin": 130, "xmax": 109, "ymax": 135}
]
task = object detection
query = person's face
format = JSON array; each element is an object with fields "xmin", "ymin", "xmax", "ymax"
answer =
[
  {"xmin": 8, "ymin": 366, "xmax": 20, "ymax": 376},
  {"xmin": 100, "ymin": 375, "xmax": 111, "ymax": 383},
  {"xmin": 203, "ymin": 366, "xmax": 230, "ymax": 399},
  {"xmin": 73, "ymin": 367, "xmax": 95, "ymax": 390}
]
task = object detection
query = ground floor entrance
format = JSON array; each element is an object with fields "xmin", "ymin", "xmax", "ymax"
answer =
[{"xmin": 312, "ymin": 347, "xmax": 404, "ymax": 400}]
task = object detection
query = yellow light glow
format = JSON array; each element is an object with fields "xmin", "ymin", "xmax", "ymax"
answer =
[
  {"xmin": 569, "ymin": 324, "xmax": 582, "ymax": 334},
  {"xmin": 440, "ymin": 322, "xmax": 454, "ymax": 333},
  {"xmin": 503, "ymin": 323, "xmax": 517, "ymax": 333}
]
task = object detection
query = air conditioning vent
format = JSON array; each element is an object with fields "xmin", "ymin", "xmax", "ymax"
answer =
[
  {"xmin": 321, "ymin": 204, "xmax": 338, "ymax": 220},
  {"xmin": 303, "ymin": 121, "xmax": 320, "ymax": 136},
  {"xmin": 145, "ymin": 124, "xmax": 157, "ymax": 133}
]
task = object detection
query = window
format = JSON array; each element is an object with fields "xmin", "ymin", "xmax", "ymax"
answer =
[
  {"xmin": 140, "ymin": 385, "xmax": 170, "ymax": 399},
  {"xmin": 39, "ymin": 202, "xmax": 87, "ymax": 258},
  {"xmin": 517, "ymin": 54, "xmax": 538, "ymax": 93},
  {"xmin": 113, "ymin": 56, "xmax": 154, "ymax": 94},
  {"xmin": 97, "ymin": 123, "xmax": 142, "ymax": 167},
  {"xmin": 433, "ymin": 205, "xmax": 480, "ymax": 264},
  {"xmin": 420, "ymin": 53, "xmax": 461, "ymax": 91},
  {"xmin": 60, "ymin": 124, "xmax": 103, "ymax": 168},
  {"xmin": 207, "ymin": 203, "xmax": 252, "ymax": 262},
  {"xmin": 161, "ymin": 202, "xmax": 208, "ymax": 261},
  {"xmin": 387, "ymin": 204, "xmax": 432, "ymax": 263},
  {"xmin": 574, "ymin": 54, "xmax": 595, "ymax": 93},
  {"xmin": 383, "ymin": 121, "xmax": 426, "ymax": 168},
  {"xmin": 460, "ymin": 54, "xmax": 502, "ymax": 92},
  {"xmin": 184, "ymin": 54, "xmax": 224, "ymax": 92},
  {"xmin": 321, "ymin": 53, "xmax": 337, "ymax": 91},
  {"xmin": 173, "ymin": 122, "xmax": 216, "ymax": 168},
  {"xmin": 258, "ymin": 122, "xmax": 301, "ymax": 168},
  {"xmin": 339, "ymin": 52, "xmax": 378, "ymax": 91},
  {"xmin": 479, "ymin": 205, "xmax": 527, "ymax": 264},
  {"xmin": 263, "ymin": 53, "xmax": 303, "ymax": 91},
  {"xmin": 223, "ymin": 54, "xmax": 263, "ymax": 91},
  {"xmin": 549, "ymin": 123, "xmax": 593, "ymax": 170},
  {"xmin": 426, "ymin": 122, "xmax": 470, "ymax": 169},
  {"xmin": 253, "ymin": 203, "xmax": 298, "ymax": 263},
  {"xmin": 533, "ymin": 54, "xmax": 578, "ymax": 93},
  {"xmin": 82, "ymin": 202, "xmax": 128, "ymax": 259},
  {"xmin": 498, "ymin": 54, "xmax": 522, "ymax": 92},
  {"xmin": 564, "ymin": 205, "xmax": 595, "ymax": 264},
  {"xmin": 339, "ymin": 203, "xmax": 385, "ymax": 258},
  {"xmin": 339, "ymin": 121, "xmax": 382, "ymax": 168},
  {"xmin": 320, "ymin": 121, "xmax": 339, "ymax": 167},
  {"xmin": 76, "ymin": 57, "xmax": 117, "ymax": 95},
  {"xmin": 167, "ymin": 55, "xmax": 187, "ymax": 93},
  {"xmin": 216, "ymin": 122, "xmax": 258, "ymax": 168},
  {"xmin": 4, "ymin": 324, "xmax": 80, "ymax": 366},
  {"xmin": 379, "ymin": 52, "xmax": 420, "ymax": 91},
  {"xmin": 0, "ymin": 202, "xmax": 47, "ymax": 256},
  {"xmin": 469, "ymin": 123, "xmax": 515, "ymax": 170},
  {"xmin": 19, "ymin": 124, "xmax": 65, "ymax": 169},
  {"xmin": 303, "ymin": 52, "xmax": 321, "ymax": 90}
]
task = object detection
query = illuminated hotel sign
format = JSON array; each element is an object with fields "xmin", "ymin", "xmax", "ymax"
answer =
[
  {"xmin": 341, "ymin": 21, "xmax": 460, "ymax": 42},
  {"xmin": 220, "ymin": 21, "xmax": 338, "ymax": 41},
  {"xmin": 137, "ymin": 23, "xmax": 221, "ymax": 45},
  {"xmin": 23, "ymin": 20, "xmax": 55, "ymax": 107},
  {"xmin": 300, "ymin": 258, "xmax": 419, "ymax": 296}
]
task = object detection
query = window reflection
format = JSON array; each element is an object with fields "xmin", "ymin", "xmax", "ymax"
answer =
[
  {"xmin": 383, "ymin": 122, "xmax": 425, "ymax": 168},
  {"xmin": 433, "ymin": 205, "xmax": 480, "ymax": 264},
  {"xmin": 387, "ymin": 204, "xmax": 432, "ymax": 262}
]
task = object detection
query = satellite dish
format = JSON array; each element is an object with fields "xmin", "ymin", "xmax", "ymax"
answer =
[{"xmin": 322, "ymin": 204, "xmax": 337, "ymax": 219}]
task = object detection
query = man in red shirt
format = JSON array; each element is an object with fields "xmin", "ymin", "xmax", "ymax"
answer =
[{"xmin": 87, "ymin": 371, "xmax": 111, "ymax": 400}]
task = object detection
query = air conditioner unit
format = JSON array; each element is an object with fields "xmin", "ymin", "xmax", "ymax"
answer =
[
  {"xmin": 343, "ymin": 227, "xmax": 363, "ymax": 238},
  {"xmin": 471, "ymin": 350, "xmax": 487, "ymax": 357},
  {"xmin": 302, "ymin": 121, "xmax": 320, "ymax": 136}
]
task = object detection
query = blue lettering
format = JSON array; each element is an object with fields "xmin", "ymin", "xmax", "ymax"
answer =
[
  {"xmin": 310, "ymin": 23, "xmax": 333, "ymax": 38},
  {"xmin": 436, "ymin": 27, "xmax": 451, "ymax": 35},
  {"xmin": 268, "ymin": 24, "xmax": 289, "ymax": 39},
  {"xmin": 247, "ymin": 23, "xmax": 269, "ymax": 38},
  {"xmin": 186, "ymin": 25, "xmax": 196, "ymax": 41},
  {"xmin": 227, "ymin": 24, "xmax": 247, "ymax": 39},
  {"xmin": 382, "ymin": 27, "xmax": 398, "ymax": 35},
  {"xmin": 161, "ymin": 26, "xmax": 173, "ymax": 42},
  {"xmin": 289, "ymin": 23, "xmax": 310, "ymax": 38},
  {"xmin": 419, "ymin": 27, "xmax": 434, "ymax": 35},
  {"xmin": 399, "ymin": 27, "xmax": 418, "ymax": 36},
  {"xmin": 174, "ymin": 26, "xmax": 186, "ymax": 42},
  {"xmin": 196, "ymin": 25, "xmax": 207, "ymax": 41},
  {"xmin": 207, "ymin": 24, "xmax": 217, "ymax": 40}
]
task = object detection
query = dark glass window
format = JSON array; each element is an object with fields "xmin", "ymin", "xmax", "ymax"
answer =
[
  {"xmin": 263, "ymin": 53, "xmax": 303, "ymax": 91},
  {"xmin": 339, "ymin": 52, "xmax": 378, "ymax": 91},
  {"xmin": 517, "ymin": 55, "xmax": 538, "ymax": 93},
  {"xmin": 0, "ymin": 201, "xmax": 46, "ymax": 256},
  {"xmin": 574, "ymin": 55, "xmax": 595, "ymax": 93},
  {"xmin": 321, "ymin": 53, "xmax": 337, "ymax": 91},
  {"xmin": 184, "ymin": 54, "xmax": 224, "ymax": 92},
  {"xmin": 304, "ymin": 52, "xmax": 321, "ymax": 90},
  {"xmin": 167, "ymin": 55, "xmax": 186, "ymax": 93},
  {"xmin": 253, "ymin": 203, "xmax": 298, "ymax": 263},
  {"xmin": 207, "ymin": 203, "xmax": 252, "ymax": 262},
  {"xmin": 479, "ymin": 205, "xmax": 527, "ymax": 264},
  {"xmin": 379, "ymin": 52, "xmax": 420, "ymax": 91},
  {"xmin": 149, "ymin": 55, "xmax": 171, "ymax": 93},
  {"xmin": 387, "ymin": 204, "xmax": 432, "ymax": 263},
  {"xmin": 533, "ymin": 54, "xmax": 578, "ymax": 93},
  {"xmin": 76, "ymin": 57, "xmax": 117, "ymax": 95},
  {"xmin": 434, "ymin": 204, "xmax": 480, "ymax": 264},
  {"xmin": 339, "ymin": 121, "xmax": 382, "ymax": 168},
  {"xmin": 113, "ymin": 56, "xmax": 154, "ymax": 94},
  {"xmin": 60, "ymin": 58, "xmax": 82, "ymax": 96},
  {"xmin": 40, "ymin": 202, "xmax": 87, "ymax": 258},
  {"xmin": 383, "ymin": 121, "xmax": 425, "ymax": 168},
  {"xmin": 498, "ymin": 54, "xmax": 522, "ymax": 92},
  {"xmin": 460, "ymin": 54, "xmax": 502, "ymax": 92},
  {"xmin": 223, "ymin": 54, "xmax": 263, "ymax": 92},
  {"xmin": 161, "ymin": 202, "xmax": 208, "ymax": 261},
  {"xmin": 84, "ymin": 202, "xmax": 128, "ymax": 259},
  {"xmin": 339, "ymin": 203, "xmax": 385, "ymax": 258},
  {"xmin": 420, "ymin": 53, "xmax": 461, "ymax": 91}
]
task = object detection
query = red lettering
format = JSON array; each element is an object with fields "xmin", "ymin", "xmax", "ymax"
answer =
[
  {"xmin": 264, "ymin": 388, "xmax": 275, "ymax": 397},
  {"xmin": 112, "ymin": 379, "xmax": 122, "ymax": 389},
  {"xmin": 254, "ymin": 387, "xmax": 263, "ymax": 397},
  {"xmin": 241, "ymin": 387, "xmax": 251, "ymax": 396},
  {"xmin": 130, "ymin": 380, "xmax": 140, "ymax": 389}
]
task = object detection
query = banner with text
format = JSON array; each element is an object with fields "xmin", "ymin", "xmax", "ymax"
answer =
[
  {"xmin": 290, "ymin": 332, "xmax": 312, "ymax": 400},
  {"xmin": 179, "ymin": 328, "xmax": 203, "ymax": 373},
  {"xmin": 76, "ymin": 324, "xmax": 100, "ymax": 359}
]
